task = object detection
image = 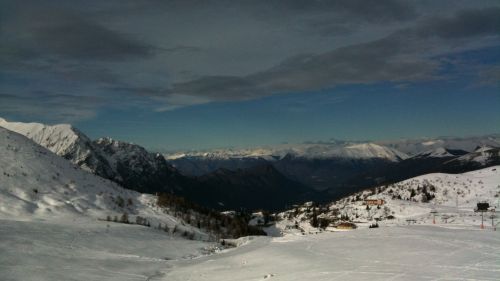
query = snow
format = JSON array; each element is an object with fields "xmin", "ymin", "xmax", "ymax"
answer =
[
  {"xmin": 275, "ymin": 165, "xmax": 500, "ymax": 236},
  {"xmin": 0, "ymin": 218, "xmax": 214, "ymax": 281},
  {"xmin": 165, "ymin": 142, "xmax": 409, "ymax": 162},
  {"xmin": 1, "ymin": 123, "xmax": 499, "ymax": 280},
  {"xmin": 413, "ymin": 147, "xmax": 455, "ymax": 158},
  {"xmin": 378, "ymin": 135, "xmax": 500, "ymax": 156},
  {"xmin": 0, "ymin": 117, "xmax": 109, "ymax": 174},
  {"xmin": 2, "ymin": 219, "xmax": 498, "ymax": 280},
  {"xmin": 163, "ymin": 226, "xmax": 499, "ymax": 281},
  {"xmin": 0, "ymin": 127, "xmax": 203, "ymax": 236},
  {"xmin": 451, "ymin": 146, "xmax": 500, "ymax": 165},
  {"xmin": 0, "ymin": 126, "xmax": 217, "ymax": 280},
  {"xmin": 0, "ymin": 118, "xmax": 80, "ymax": 156}
]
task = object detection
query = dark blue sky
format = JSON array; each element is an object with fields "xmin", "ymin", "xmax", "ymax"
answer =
[{"xmin": 1, "ymin": 1, "xmax": 499, "ymax": 150}]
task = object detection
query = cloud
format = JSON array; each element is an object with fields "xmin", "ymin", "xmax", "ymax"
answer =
[
  {"xmin": 0, "ymin": 93, "xmax": 105, "ymax": 122},
  {"xmin": 1, "ymin": 6, "xmax": 155, "ymax": 62},
  {"xmin": 166, "ymin": 7, "xmax": 500, "ymax": 102},
  {"xmin": 0, "ymin": 1, "xmax": 499, "ymax": 120},
  {"xmin": 417, "ymin": 7, "xmax": 500, "ymax": 39},
  {"xmin": 477, "ymin": 65, "xmax": 500, "ymax": 85}
]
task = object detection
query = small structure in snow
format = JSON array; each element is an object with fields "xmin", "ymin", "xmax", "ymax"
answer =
[
  {"xmin": 475, "ymin": 202, "xmax": 489, "ymax": 212},
  {"xmin": 364, "ymin": 199, "xmax": 385, "ymax": 206},
  {"xmin": 336, "ymin": 222, "xmax": 357, "ymax": 229}
]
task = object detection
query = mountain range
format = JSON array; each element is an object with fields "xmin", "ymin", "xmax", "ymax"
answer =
[
  {"xmin": 0, "ymin": 118, "xmax": 314, "ymax": 211},
  {"xmin": 2, "ymin": 117, "xmax": 499, "ymax": 211},
  {"xmin": 166, "ymin": 141, "xmax": 500, "ymax": 199}
]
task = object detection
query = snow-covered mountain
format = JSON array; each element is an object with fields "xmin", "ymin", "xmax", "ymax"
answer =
[
  {"xmin": 412, "ymin": 147, "xmax": 468, "ymax": 158},
  {"xmin": 0, "ymin": 117, "xmax": 115, "ymax": 178},
  {"xmin": 0, "ymin": 126, "xmax": 187, "ymax": 229},
  {"xmin": 450, "ymin": 146, "xmax": 500, "ymax": 165},
  {"xmin": 0, "ymin": 118, "xmax": 188, "ymax": 195},
  {"xmin": 166, "ymin": 142, "xmax": 408, "ymax": 162},
  {"xmin": 0, "ymin": 126, "xmax": 267, "ymax": 240},
  {"xmin": 0, "ymin": 118, "xmax": 319, "ymax": 211},
  {"xmin": 378, "ymin": 135, "xmax": 500, "ymax": 156}
]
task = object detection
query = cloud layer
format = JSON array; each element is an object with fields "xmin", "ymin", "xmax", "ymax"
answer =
[{"xmin": 1, "ymin": 0, "xmax": 499, "ymax": 121}]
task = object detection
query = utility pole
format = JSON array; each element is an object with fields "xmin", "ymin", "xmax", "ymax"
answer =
[
  {"xmin": 481, "ymin": 211, "xmax": 485, "ymax": 229},
  {"xmin": 430, "ymin": 210, "xmax": 438, "ymax": 224},
  {"xmin": 490, "ymin": 214, "xmax": 496, "ymax": 231}
]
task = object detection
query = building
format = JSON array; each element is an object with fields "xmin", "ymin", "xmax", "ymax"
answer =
[
  {"xmin": 336, "ymin": 222, "xmax": 357, "ymax": 229},
  {"xmin": 364, "ymin": 199, "xmax": 385, "ymax": 206}
]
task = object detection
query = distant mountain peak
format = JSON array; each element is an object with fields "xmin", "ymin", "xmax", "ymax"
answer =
[{"xmin": 413, "ymin": 147, "xmax": 468, "ymax": 158}]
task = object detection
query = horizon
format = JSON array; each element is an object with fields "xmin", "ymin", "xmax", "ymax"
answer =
[
  {"xmin": 1, "ymin": 1, "xmax": 499, "ymax": 151},
  {"xmin": 2, "ymin": 115, "xmax": 500, "ymax": 153}
]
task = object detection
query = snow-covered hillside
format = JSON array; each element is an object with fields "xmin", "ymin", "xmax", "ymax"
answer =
[
  {"xmin": 0, "ymin": 127, "xmax": 201, "ymax": 237},
  {"xmin": 277, "ymin": 166, "xmax": 500, "ymax": 234}
]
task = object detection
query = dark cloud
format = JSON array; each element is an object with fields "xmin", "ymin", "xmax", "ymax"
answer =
[
  {"xmin": 418, "ymin": 7, "xmax": 500, "ymax": 39},
  {"xmin": 2, "ymin": 8, "xmax": 155, "ymax": 61},
  {"xmin": 275, "ymin": 0, "xmax": 418, "ymax": 22},
  {"xmin": 33, "ymin": 17, "xmax": 154, "ymax": 61}
]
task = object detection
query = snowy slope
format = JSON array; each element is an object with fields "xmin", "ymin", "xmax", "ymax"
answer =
[
  {"xmin": 0, "ymin": 126, "xmax": 201, "ymax": 237},
  {"xmin": 277, "ymin": 166, "xmax": 500, "ymax": 234},
  {"xmin": 164, "ymin": 226, "xmax": 500, "ymax": 281}
]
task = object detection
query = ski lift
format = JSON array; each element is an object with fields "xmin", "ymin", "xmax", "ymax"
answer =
[
  {"xmin": 476, "ymin": 202, "xmax": 489, "ymax": 212},
  {"xmin": 475, "ymin": 202, "xmax": 490, "ymax": 229}
]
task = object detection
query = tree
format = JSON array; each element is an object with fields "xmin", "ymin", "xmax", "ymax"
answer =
[
  {"xmin": 310, "ymin": 207, "xmax": 319, "ymax": 228},
  {"xmin": 120, "ymin": 212, "xmax": 129, "ymax": 224},
  {"xmin": 136, "ymin": 216, "xmax": 144, "ymax": 225},
  {"xmin": 319, "ymin": 218, "xmax": 330, "ymax": 229},
  {"xmin": 410, "ymin": 189, "xmax": 416, "ymax": 198},
  {"xmin": 116, "ymin": 196, "xmax": 125, "ymax": 208}
]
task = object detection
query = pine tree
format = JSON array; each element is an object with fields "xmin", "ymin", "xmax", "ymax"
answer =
[
  {"xmin": 120, "ymin": 212, "xmax": 129, "ymax": 224},
  {"xmin": 310, "ymin": 207, "xmax": 319, "ymax": 228}
]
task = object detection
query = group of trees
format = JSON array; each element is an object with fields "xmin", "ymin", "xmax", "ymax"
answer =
[
  {"xmin": 105, "ymin": 212, "xmax": 133, "ymax": 224},
  {"xmin": 156, "ymin": 192, "xmax": 265, "ymax": 239}
]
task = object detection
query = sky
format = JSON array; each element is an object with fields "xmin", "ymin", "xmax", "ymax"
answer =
[{"xmin": 1, "ymin": 0, "xmax": 499, "ymax": 151}]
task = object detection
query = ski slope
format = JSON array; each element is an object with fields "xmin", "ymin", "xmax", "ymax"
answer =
[
  {"xmin": 0, "ymin": 218, "xmax": 214, "ymax": 281},
  {"xmin": 2, "ymin": 219, "xmax": 498, "ymax": 281},
  {"xmin": 162, "ymin": 226, "xmax": 500, "ymax": 281}
]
